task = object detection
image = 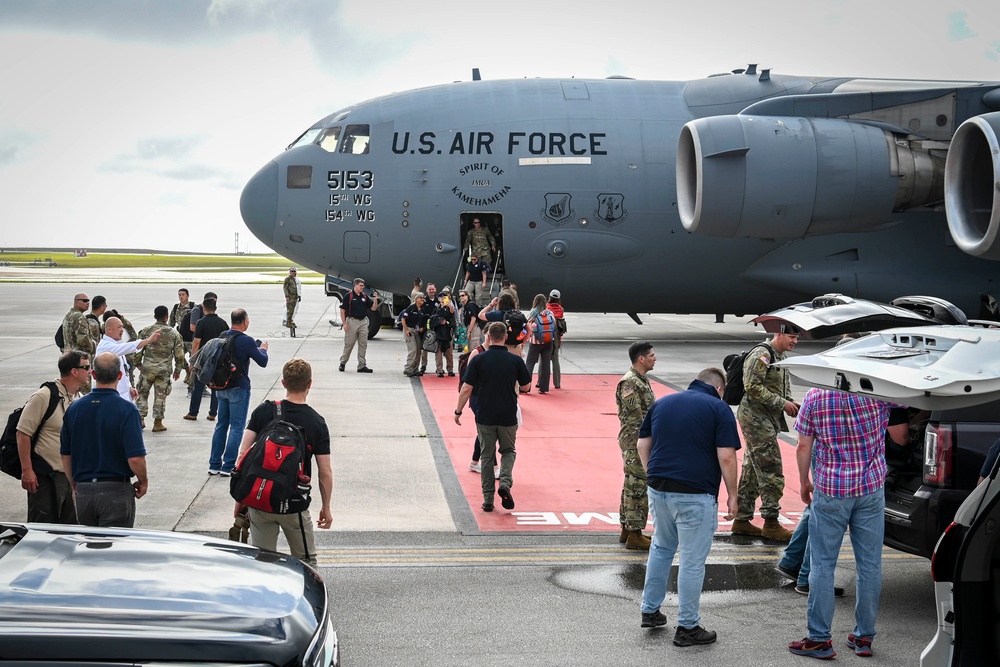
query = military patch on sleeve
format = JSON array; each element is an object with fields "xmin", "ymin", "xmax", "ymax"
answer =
[
  {"xmin": 758, "ymin": 354, "xmax": 770, "ymax": 366},
  {"xmin": 621, "ymin": 385, "xmax": 634, "ymax": 398}
]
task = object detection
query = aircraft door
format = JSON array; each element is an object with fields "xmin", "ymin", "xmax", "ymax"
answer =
[
  {"xmin": 344, "ymin": 231, "xmax": 371, "ymax": 264},
  {"xmin": 460, "ymin": 212, "xmax": 504, "ymax": 275}
]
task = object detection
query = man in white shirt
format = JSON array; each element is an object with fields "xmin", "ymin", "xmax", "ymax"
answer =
[{"xmin": 95, "ymin": 317, "xmax": 159, "ymax": 404}]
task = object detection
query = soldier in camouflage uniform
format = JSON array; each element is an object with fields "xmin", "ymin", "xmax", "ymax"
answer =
[
  {"xmin": 135, "ymin": 306, "xmax": 186, "ymax": 433},
  {"xmin": 615, "ymin": 341, "xmax": 657, "ymax": 550},
  {"xmin": 62, "ymin": 293, "xmax": 95, "ymax": 395},
  {"xmin": 733, "ymin": 327, "xmax": 800, "ymax": 542},
  {"xmin": 169, "ymin": 288, "xmax": 194, "ymax": 383},
  {"xmin": 283, "ymin": 268, "xmax": 300, "ymax": 336},
  {"xmin": 466, "ymin": 217, "xmax": 497, "ymax": 265},
  {"xmin": 87, "ymin": 295, "xmax": 108, "ymax": 349}
]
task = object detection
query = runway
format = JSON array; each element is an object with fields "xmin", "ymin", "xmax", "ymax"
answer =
[{"xmin": 0, "ymin": 281, "xmax": 821, "ymax": 544}]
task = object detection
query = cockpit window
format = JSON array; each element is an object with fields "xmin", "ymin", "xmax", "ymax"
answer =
[
  {"xmin": 316, "ymin": 127, "xmax": 342, "ymax": 153},
  {"xmin": 288, "ymin": 128, "xmax": 321, "ymax": 150},
  {"xmin": 340, "ymin": 125, "xmax": 370, "ymax": 154}
]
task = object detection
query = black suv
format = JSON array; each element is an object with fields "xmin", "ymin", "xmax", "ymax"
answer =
[{"xmin": 884, "ymin": 400, "xmax": 1000, "ymax": 557}]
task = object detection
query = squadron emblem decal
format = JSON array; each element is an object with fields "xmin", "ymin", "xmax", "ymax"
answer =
[
  {"xmin": 541, "ymin": 193, "xmax": 574, "ymax": 226},
  {"xmin": 594, "ymin": 193, "xmax": 627, "ymax": 226}
]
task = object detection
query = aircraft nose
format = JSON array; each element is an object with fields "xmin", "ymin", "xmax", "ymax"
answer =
[{"xmin": 240, "ymin": 161, "xmax": 279, "ymax": 246}]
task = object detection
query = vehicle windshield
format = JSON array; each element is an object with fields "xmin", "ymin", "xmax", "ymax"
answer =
[{"xmin": 317, "ymin": 127, "xmax": 342, "ymax": 152}]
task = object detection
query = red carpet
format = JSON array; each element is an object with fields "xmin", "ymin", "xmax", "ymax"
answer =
[{"xmin": 424, "ymin": 374, "xmax": 806, "ymax": 533}]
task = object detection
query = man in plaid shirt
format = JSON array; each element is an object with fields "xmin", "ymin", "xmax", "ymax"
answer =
[{"xmin": 788, "ymin": 387, "xmax": 895, "ymax": 660}]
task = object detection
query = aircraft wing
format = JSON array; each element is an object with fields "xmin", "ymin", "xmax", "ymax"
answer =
[{"xmin": 776, "ymin": 325, "xmax": 1000, "ymax": 410}]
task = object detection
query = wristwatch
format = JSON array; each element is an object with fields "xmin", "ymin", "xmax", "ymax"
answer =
[{"xmin": 454, "ymin": 409, "xmax": 463, "ymax": 415}]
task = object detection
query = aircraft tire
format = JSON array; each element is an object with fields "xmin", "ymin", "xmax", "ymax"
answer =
[{"xmin": 367, "ymin": 311, "xmax": 382, "ymax": 339}]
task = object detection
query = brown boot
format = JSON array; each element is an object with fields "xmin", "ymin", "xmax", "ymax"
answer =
[
  {"xmin": 761, "ymin": 518, "xmax": 793, "ymax": 542},
  {"xmin": 152, "ymin": 419, "xmax": 167, "ymax": 433},
  {"xmin": 140, "ymin": 417, "xmax": 146, "ymax": 429},
  {"xmin": 624, "ymin": 530, "xmax": 651, "ymax": 550},
  {"xmin": 619, "ymin": 527, "xmax": 629, "ymax": 544},
  {"xmin": 730, "ymin": 519, "xmax": 762, "ymax": 536}
]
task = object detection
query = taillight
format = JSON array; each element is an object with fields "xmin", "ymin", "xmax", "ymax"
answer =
[
  {"xmin": 930, "ymin": 521, "xmax": 962, "ymax": 583},
  {"xmin": 924, "ymin": 423, "xmax": 954, "ymax": 486}
]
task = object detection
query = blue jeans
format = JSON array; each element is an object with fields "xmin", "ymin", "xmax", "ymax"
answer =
[
  {"xmin": 807, "ymin": 489, "xmax": 884, "ymax": 642},
  {"xmin": 187, "ymin": 377, "xmax": 217, "ymax": 417},
  {"xmin": 641, "ymin": 489, "xmax": 718, "ymax": 628},
  {"xmin": 779, "ymin": 504, "xmax": 812, "ymax": 586},
  {"xmin": 210, "ymin": 386, "xmax": 249, "ymax": 472}
]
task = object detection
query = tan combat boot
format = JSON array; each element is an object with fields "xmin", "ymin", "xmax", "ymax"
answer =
[
  {"xmin": 761, "ymin": 518, "xmax": 793, "ymax": 542},
  {"xmin": 624, "ymin": 530, "xmax": 652, "ymax": 550},
  {"xmin": 730, "ymin": 519, "xmax": 762, "ymax": 536},
  {"xmin": 152, "ymin": 419, "xmax": 167, "ymax": 433},
  {"xmin": 618, "ymin": 527, "xmax": 629, "ymax": 544}
]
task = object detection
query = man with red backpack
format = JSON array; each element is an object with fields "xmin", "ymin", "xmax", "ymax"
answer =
[{"xmin": 232, "ymin": 358, "xmax": 332, "ymax": 566}]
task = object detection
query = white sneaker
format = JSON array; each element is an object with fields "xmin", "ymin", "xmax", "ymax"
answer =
[{"xmin": 469, "ymin": 462, "xmax": 481, "ymax": 473}]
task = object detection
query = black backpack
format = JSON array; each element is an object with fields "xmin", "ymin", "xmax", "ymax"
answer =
[
  {"xmin": 54, "ymin": 324, "xmax": 65, "ymax": 349},
  {"xmin": 230, "ymin": 400, "xmax": 311, "ymax": 515},
  {"xmin": 0, "ymin": 382, "xmax": 60, "ymax": 479},
  {"xmin": 503, "ymin": 310, "xmax": 528, "ymax": 346},
  {"xmin": 722, "ymin": 344, "xmax": 774, "ymax": 406},
  {"xmin": 457, "ymin": 344, "xmax": 485, "ymax": 391},
  {"xmin": 178, "ymin": 309, "xmax": 194, "ymax": 343},
  {"xmin": 208, "ymin": 333, "xmax": 244, "ymax": 391}
]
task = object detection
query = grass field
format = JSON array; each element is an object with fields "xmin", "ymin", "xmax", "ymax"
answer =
[{"xmin": 0, "ymin": 250, "xmax": 323, "ymax": 283}]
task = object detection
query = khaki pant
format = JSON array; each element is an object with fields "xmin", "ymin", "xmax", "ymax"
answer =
[
  {"xmin": 248, "ymin": 507, "xmax": 317, "ymax": 566},
  {"xmin": 340, "ymin": 317, "xmax": 369, "ymax": 369}
]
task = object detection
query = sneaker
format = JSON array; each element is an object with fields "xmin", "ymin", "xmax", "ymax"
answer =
[
  {"xmin": 437, "ymin": 371, "xmax": 444, "ymax": 377},
  {"xmin": 847, "ymin": 634, "xmax": 873, "ymax": 657},
  {"xmin": 469, "ymin": 462, "xmax": 482, "ymax": 473},
  {"xmin": 218, "ymin": 469, "xmax": 234, "ymax": 477},
  {"xmin": 183, "ymin": 414, "xmax": 197, "ymax": 421},
  {"xmin": 673, "ymin": 625, "xmax": 717, "ymax": 647},
  {"xmin": 448, "ymin": 371, "xmax": 455, "ymax": 377},
  {"xmin": 358, "ymin": 367, "xmax": 373, "ymax": 373},
  {"xmin": 498, "ymin": 485, "xmax": 515, "ymax": 510},
  {"xmin": 207, "ymin": 469, "xmax": 221, "ymax": 476},
  {"xmin": 641, "ymin": 609, "xmax": 667, "ymax": 628},
  {"xmin": 777, "ymin": 562, "xmax": 800, "ymax": 581},
  {"xmin": 482, "ymin": 502, "xmax": 494, "ymax": 512},
  {"xmin": 788, "ymin": 637, "xmax": 836, "ymax": 659},
  {"xmin": 795, "ymin": 584, "xmax": 845, "ymax": 597},
  {"xmin": 339, "ymin": 363, "xmax": 345, "ymax": 372}
]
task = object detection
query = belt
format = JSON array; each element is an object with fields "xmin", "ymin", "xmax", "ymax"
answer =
[{"xmin": 79, "ymin": 477, "xmax": 129, "ymax": 484}]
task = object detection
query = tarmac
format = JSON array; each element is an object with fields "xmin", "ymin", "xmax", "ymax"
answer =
[{"xmin": 0, "ymin": 278, "xmax": 827, "ymax": 544}]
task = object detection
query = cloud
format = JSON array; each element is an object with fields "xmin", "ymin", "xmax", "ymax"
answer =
[{"xmin": 947, "ymin": 11, "xmax": 977, "ymax": 41}]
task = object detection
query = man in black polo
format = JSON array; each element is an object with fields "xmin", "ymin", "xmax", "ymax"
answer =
[
  {"xmin": 454, "ymin": 321, "xmax": 531, "ymax": 512},
  {"xmin": 339, "ymin": 278, "xmax": 379, "ymax": 373},
  {"xmin": 184, "ymin": 297, "xmax": 228, "ymax": 420},
  {"xmin": 60, "ymin": 352, "xmax": 148, "ymax": 528}
]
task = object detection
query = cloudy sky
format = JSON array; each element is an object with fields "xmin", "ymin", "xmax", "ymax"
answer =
[{"xmin": 1, "ymin": 0, "xmax": 998, "ymax": 254}]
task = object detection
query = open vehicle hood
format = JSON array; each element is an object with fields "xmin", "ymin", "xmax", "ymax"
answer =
[
  {"xmin": 752, "ymin": 294, "xmax": 967, "ymax": 339},
  {"xmin": 776, "ymin": 325, "xmax": 1000, "ymax": 410}
]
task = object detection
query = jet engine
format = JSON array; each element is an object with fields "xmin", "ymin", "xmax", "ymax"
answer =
[
  {"xmin": 677, "ymin": 115, "xmax": 943, "ymax": 238},
  {"xmin": 944, "ymin": 111, "xmax": 1000, "ymax": 260}
]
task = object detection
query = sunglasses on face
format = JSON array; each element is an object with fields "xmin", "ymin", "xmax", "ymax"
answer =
[
  {"xmin": 77, "ymin": 298, "xmax": 90, "ymax": 303},
  {"xmin": 76, "ymin": 364, "xmax": 91, "ymax": 371}
]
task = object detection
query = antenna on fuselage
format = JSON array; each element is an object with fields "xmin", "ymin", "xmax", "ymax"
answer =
[{"xmin": 472, "ymin": 68, "xmax": 481, "ymax": 81}]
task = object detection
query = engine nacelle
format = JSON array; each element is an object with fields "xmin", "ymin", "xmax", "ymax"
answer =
[
  {"xmin": 677, "ymin": 115, "xmax": 943, "ymax": 238},
  {"xmin": 944, "ymin": 111, "xmax": 1000, "ymax": 260}
]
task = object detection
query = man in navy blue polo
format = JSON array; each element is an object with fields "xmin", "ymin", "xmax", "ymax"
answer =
[
  {"xmin": 638, "ymin": 367, "xmax": 740, "ymax": 647},
  {"xmin": 209, "ymin": 308, "xmax": 268, "ymax": 476},
  {"xmin": 60, "ymin": 352, "xmax": 148, "ymax": 528}
]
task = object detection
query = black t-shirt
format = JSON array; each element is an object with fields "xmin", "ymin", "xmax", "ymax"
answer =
[
  {"xmin": 461, "ymin": 302, "xmax": 481, "ymax": 328},
  {"xmin": 466, "ymin": 259, "xmax": 488, "ymax": 282},
  {"xmin": 246, "ymin": 400, "xmax": 330, "ymax": 480},
  {"xmin": 193, "ymin": 312, "xmax": 229, "ymax": 343},
  {"xmin": 463, "ymin": 346, "xmax": 530, "ymax": 426},
  {"xmin": 342, "ymin": 290, "xmax": 375, "ymax": 319},
  {"xmin": 400, "ymin": 304, "xmax": 428, "ymax": 330}
]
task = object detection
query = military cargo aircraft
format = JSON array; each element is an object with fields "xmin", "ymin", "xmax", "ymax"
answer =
[{"xmin": 240, "ymin": 66, "xmax": 1000, "ymax": 332}]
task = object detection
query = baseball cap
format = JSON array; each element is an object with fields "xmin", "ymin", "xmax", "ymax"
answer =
[{"xmin": 549, "ymin": 289, "xmax": 561, "ymax": 299}]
